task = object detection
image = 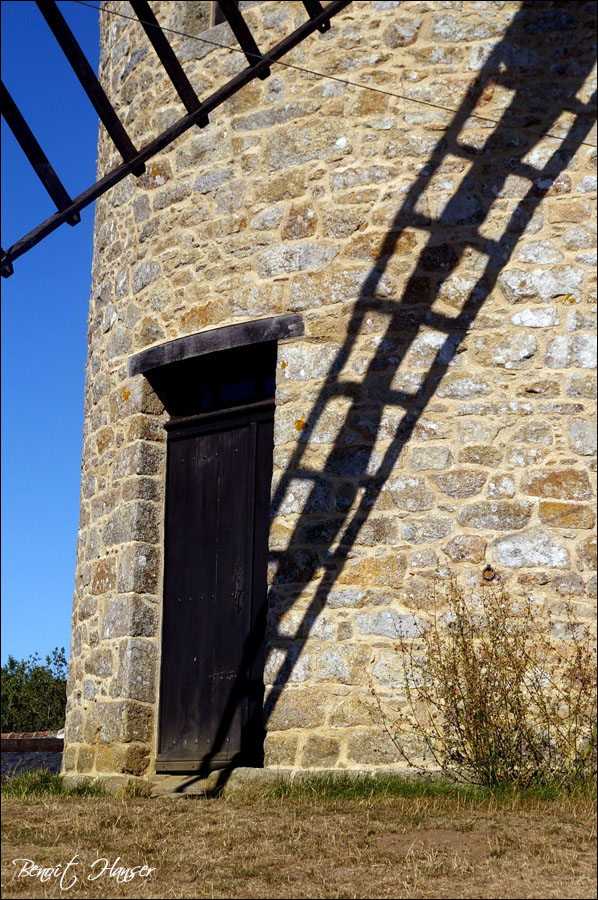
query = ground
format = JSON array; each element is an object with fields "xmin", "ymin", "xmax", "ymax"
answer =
[{"xmin": 1, "ymin": 778, "xmax": 596, "ymax": 899}]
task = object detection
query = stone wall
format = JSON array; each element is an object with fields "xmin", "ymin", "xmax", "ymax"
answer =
[{"xmin": 63, "ymin": 0, "xmax": 596, "ymax": 779}]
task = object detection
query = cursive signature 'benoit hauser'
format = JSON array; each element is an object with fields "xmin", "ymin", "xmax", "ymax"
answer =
[{"xmin": 12, "ymin": 855, "xmax": 155, "ymax": 889}]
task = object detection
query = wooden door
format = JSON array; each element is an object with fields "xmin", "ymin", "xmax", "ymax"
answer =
[{"xmin": 156, "ymin": 403, "xmax": 273, "ymax": 772}]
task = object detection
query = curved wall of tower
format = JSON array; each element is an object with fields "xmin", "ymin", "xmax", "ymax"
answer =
[{"xmin": 63, "ymin": 0, "xmax": 597, "ymax": 781}]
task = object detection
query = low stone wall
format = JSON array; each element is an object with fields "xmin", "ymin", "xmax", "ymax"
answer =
[{"xmin": 1, "ymin": 732, "xmax": 64, "ymax": 779}]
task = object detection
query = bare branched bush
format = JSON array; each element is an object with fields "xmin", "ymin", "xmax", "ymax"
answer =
[{"xmin": 372, "ymin": 580, "xmax": 597, "ymax": 788}]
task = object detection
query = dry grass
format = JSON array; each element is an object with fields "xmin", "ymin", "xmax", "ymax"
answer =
[{"xmin": 1, "ymin": 777, "xmax": 596, "ymax": 899}]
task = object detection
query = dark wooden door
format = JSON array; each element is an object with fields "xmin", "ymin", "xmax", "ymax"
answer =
[{"xmin": 156, "ymin": 404, "xmax": 273, "ymax": 772}]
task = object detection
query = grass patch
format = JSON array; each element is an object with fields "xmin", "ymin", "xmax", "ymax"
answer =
[
  {"xmin": 1, "ymin": 769, "xmax": 104, "ymax": 798},
  {"xmin": 265, "ymin": 771, "xmax": 597, "ymax": 805},
  {"xmin": 1, "ymin": 771, "xmax": 595, "ymax": 898},
  {"xmin": 2, "ymin": 780, "xmax": 595, "ymax": 898}
]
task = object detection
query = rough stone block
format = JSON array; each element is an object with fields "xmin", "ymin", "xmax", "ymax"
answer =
[
  {"xmin": 315, "ymin": 646, "xmax": 371, "ymax": 685},
  {"xmin": 539, "ymin": 501, "xmax": 595, "ymax": 529},
  {"xmin": 84, "ymin": 648, "xmax": 113, "ymax": 679},
  {"xmin": 355, "ymin": 610, "xmax": 422, "ymax": 638},
  {"xmin": 569, "ymin": 419, "xmax": 597, "ymax": 456},
  {"xmin": 84, "ymin": 700, "xmax": 153, "ymax": 744},
  {"xmin": 492, "ymin": 529, "xmax": 569, "ymax": 569},
  {"xmin": 442, "ymin": 535, "xmax": 487, "ymax": 563},
  {"xmin": 110, "ymin": 638, "xmax": 158, "ymax": 703},
  {"xmin": 102, "ymin": 596, "xmax": 158, "ymax": 639},
  {"xmin": 457, "ymin": 501, "xmax": 532, "ymax": 531},
  {"xmin": 409, "ymin": 446, "xmax": 454, "ymax": 471},
  {"xmin": 431, "ymin": 469, "xmax": 488, "ymax": 498},
  {"xmin": 267, "ymin": 690, "xmax": 328, "ymax": 731},
  {"xmin": 91, "ymin": 558, "xmax": 117, "ymax": 595},
  {"xmin": 263, "ymin": 732, "xmax": 298, "ymax": 767},
  {"xmin": 522, "ymin": 469, "xmax": 591, "ymax": 500},
  {"xmin": 577, "ymin": 535, "xmax": 597, "ymax": 570},
  {"xmin": 118, "ymin": 544, "xmax": 160, "ymax": 594},
  {"xmin": 346, "ymin": 731, "xmax": 400, "ymax": 765},
  {"xmin": 300, "ymin": 736, "xmax": 341, "ymax": 768}
]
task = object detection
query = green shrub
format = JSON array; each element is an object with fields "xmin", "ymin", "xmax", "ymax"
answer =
[
  {"xmin": 1, "ymin": 647, "xmax": 67, "ymax": 732},
  {"xmin": 372, "ymin": 581, "xmax": 597, "ymax": 789}
]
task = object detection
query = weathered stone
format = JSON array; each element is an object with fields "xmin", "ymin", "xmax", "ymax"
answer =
[
  {"xmin": 264, "ymin": 646, "xmax": 311, "ymax": 684},
  {"xmin": 95, "ymin": 743, "xmax": 149, "ymax": 776},
  {"xmin": 194, "ymin": 168, "xmax": 233, "ymax": 193},
  {"xmin": 510, "ymin": 307, "xmax": 560, "ymax": 328},
  {"xmin": 577, "ymin": 535, "xmax": 597, "ymax": 570},
  {"xmin": 345, "ymin": 230, "xmax": 416, "ymax": 260},
  {"xmin": 383, "ymin": 475, "xmax": 435, "ymax": 511},
  {"xmin": 113, "ymin": 442, "xmax": 163, "ymax": 478},
  {"xmin": 486, "ymin": 474, "xmax": 516, "ymax": 499},
  {"xmin": 300, "ymin": 735, "xmax": 341, "ymax": 768},
  {"xmin": 84, "ymin": 700, "xmax": 153, "ymax": 745},
  {"xmin": 91, "ymin": 558, "xmax": 117, "ymax": 595},
  {"xmin": 110, "ymin": 639, "xmax": 157, "ymax": 703},
  {"xmin": 84, "ymin": 648, "xmax": 113, "ymax": 679},
  {"xmin": 430, "ymin": 469, "xmax": 488, "ymax": 498},
  {"xmin": 518, "ymin": 379, "xmax": 560, "ymax": 397},
  {"xmin": 442, "ymin": 535, "xmax": 487, "ymax": 563},
  {"xmin": 538, "ymin": 501, "xmax": 595, "ymax": 529},
  {"xmin": 354, "ymin": 516, "xmax": 400, "ymax": 546},
  {"xmin": 250, "ymin": 205, "xmax": 283, "ymax": 229},
  {"xmin": 409, "ymin": 548, "xmax": 437, "ymax": 569},
  {"xmin": 514, "ymin": 423, "xmax": 553, "ymax": 446},
  {"xmin": 567, "ymin": 310, "xmax": 597, "ymax": 332},
  {"xmin": 371, "ymin": 649, "xmax": 403, "ymax": 687},
  {"xmin": 118, "ymin": 544, "xmax": 160, "ymax": 594},
  {"xmin": 402, "ymin": 516, "xmax": 453, "ymax": 544},
  {"xmin": 545, "ymin": 335, "xmax": 597, "ymax": 369},
  {"xmin": 552, "ymin": 574, "xmax": 585, "ymax": 597},
  {"xmin": 267, "ymin": 690, "xmax": 328, "ymax": 731},
  {"xmin": 409, "ymin": 446, "xmax": 454, "ymax": 471},
  {"xmin": 102, "ymin": 597, "xmax": 158, "ymax": 638},
  {"xmin": 457, "ymin": 501, "xmax": 532, "ymax": 531},
  {"xmin": 457, "ymin": 421, "xmax": 499, "ymax": 443},
  {"xmin": 437, "ymin": 376, "xmax": 492, "ymax": 399},
  {"xmin": 522, "ymin": 469, "xmax": 591, "ymax": 500},
  {"xmin": 76, "ymin": 745, "xmax": 95, "ymax": 772},
  {"xmin": 383, "ymin": 18, "xmax": 421, "ymax": 48},
  {"xmin": 337, "ymin": 554, "xmax": 406, "ymax": 588},
  {"xmin": 569, "ymin": 419, "xmax": 597, "ymax": 456},
  {"xmin": 347, "ymin": 731, "xmax": 401, "ymax": 765},
  {"xmin": 547, "ymin": 199, "xmax": 592, "ymax": 223},
  {"xmin": 281, "ymin": 203, "xmax": 318, "ymax": 240},
  {"xmin": 131, "ymin": 261, "xmax": 161, "ymax": 294},
  {"xmin": 459, "ymin": 446, "xmax": 503, "ymax": 467},
  {"xmin": 566, "ymin": 374, "xmax": 597, "ymax": 398},
  {"xmin": 492, "ymin": 529, "xmax": 569, "ymax": 569},
  {"xmin": 355, "ymin": 609, "xmax": 422, "ymax": 639},
  {"xmin": 264, "ymin": 122, "xmax": 348, "ymax": 171},
  {"xmin": 491, "ymin": 334, "xmax": 538, "ymax": 369},
  {"xmin": 498, "ymin": 267, "xmax": 583, "ymax": 303},
  {"xmin": 506, "ymin": 447, "xmax": 549, "ymax": 467},
  {"xmin": 323, "ymin": 209, "xmax": 366, "ymax": 238},
  {"xmin": 263, "ymin": 732, "xmax": 298, "ymax": 767},
  {"xmin": 315, "ymin": 646, "xmax": 371, "ymax": 684},
  {"xmin": 257, "ymin": 243, "xmax": 337, "ymax": 277}
]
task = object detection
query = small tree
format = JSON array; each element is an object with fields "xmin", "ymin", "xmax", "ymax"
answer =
[{"xmin": 1, "ymin": 647, "xmax": 67, "ymax": 733}]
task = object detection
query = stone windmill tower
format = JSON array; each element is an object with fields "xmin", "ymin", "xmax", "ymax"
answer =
[{"xmin": 60, "ymin": 0, "xmax": 597, "ymax": 787}]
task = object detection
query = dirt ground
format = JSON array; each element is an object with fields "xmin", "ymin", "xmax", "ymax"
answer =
[{"xmin": 2, "ymin": 789, "xmax": 596, "ymax": 899}]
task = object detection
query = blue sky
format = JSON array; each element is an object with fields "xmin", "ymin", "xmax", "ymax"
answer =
[{"xmin": 1, "ymin": 1, "xmax": 102, "ymax": 663}]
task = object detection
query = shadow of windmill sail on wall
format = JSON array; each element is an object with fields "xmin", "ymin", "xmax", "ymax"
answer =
[{"xmin": 192, "ymin": 0, "xmax": 597, "ymax": 778}]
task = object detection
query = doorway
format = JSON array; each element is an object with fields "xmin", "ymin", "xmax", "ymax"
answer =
[{"xmin": 146, "ymin": 340, "xmax": 277, "ymax": 772}]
